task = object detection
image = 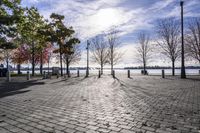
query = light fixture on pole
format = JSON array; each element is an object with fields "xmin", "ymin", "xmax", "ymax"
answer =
[{"xmin": 180, "ymin": 1, "xmax": 186, "ymax": 78}]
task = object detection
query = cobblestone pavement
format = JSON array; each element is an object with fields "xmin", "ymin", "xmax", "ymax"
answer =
[{"xmin": 0, "ymin": 75, "xmax": 200, "ymax": 133}]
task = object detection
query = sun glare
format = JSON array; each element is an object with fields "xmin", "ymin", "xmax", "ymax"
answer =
[{"xmin": 92, "ymin": 8, "xmax": 121, "ymax": 30}]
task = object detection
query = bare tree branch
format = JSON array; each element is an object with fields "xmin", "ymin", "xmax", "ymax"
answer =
[{"xmin": 185, "ymin": 18, "xmax": 200, "ymax": 63}]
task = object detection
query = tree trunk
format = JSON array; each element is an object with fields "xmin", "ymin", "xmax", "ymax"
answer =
[
  {"xmin": 17, "ymin": 64, "xmax": 21, "ymax": 74},
  {"xmin": 66, "ymin": 57, "xmax": 70, "ymax": 77},
  {"xmin": 59, "ymin": 44, "xmax": 63, "ymax": 76},
  {"xmin": 6, "ymin": 58, "xmax": 9, "ymax": 70},
  {"xmin": 67, "ymin": 63, "xmax": 69, "ymax": 77},
  {"xmin": 142, "ymin": 57, "xmax": 145, "ymax": 74},
  {"xmin": 40, "ymin": 64, "xmax": 43, "ymax": 75},
  {"xmin": 143, "ymin": 62, "xmax": 146, "ymax": 75},
  {"xmin": 48, "ymin": 59, "xmax": 50, "ymax": 74},
  {"xmin": 111, "ymin": 62, "xmax": 113, "ymax": 75},
  {"xmin": 111, "ymin": 47, "xmax": 113, "ymax": 75},
  {"xmin": 5, "ymin": 50, "xmax": 9, "ymax": 70},
  {"xmin": 172, "ymin": 60, "xmax": 175, "ymax": 76},
  {"xmin": 40, "ymin": 53, "xmax": 43, "ymax": 75},
  {"xmin": 101, "ymin": 63, "xmax": 103, "ymax": 74},
  {"xmin": 32, "ymin": 42, "xmax": 35, "ymax": 76}
]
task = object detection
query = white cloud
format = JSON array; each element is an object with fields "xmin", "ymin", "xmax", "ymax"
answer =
[
  {"xmin": 149, "ymin": 0, "xmax": 174, "ymax": 11},
  {"xmin": 22, "ymin": 0, "xmax": 200, "ymax": 40}
]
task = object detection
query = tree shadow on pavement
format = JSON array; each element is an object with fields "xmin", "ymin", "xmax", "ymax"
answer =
[
  {"xmin": 185, "ymin": 77, "xmax": 200, "ymax": 82},
  {"xmin": 50, "ymin": 76, "xmax": 86, "ymax": 85},
  {"xmin": 50, "ymin": 75, "xmax": 98, "ymax": 86},
  {"xmin": 0, "ymin": 80, "xmax": 45, "ymax": 99}
]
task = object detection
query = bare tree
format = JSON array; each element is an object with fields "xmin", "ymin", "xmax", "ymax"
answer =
[
  {"xmin": 63, "ymin": 44, "xmax": 81, "ymax": 77},
  {"xmin": 136, "ymin": 32, "xmax": 152, "ymax": 75},
  {"xmin": 90, "ymin": 35, "xmax": 108, "ymax": 74},
  {"xmin": 185, "ymin": 18, "xmax": 200, "ymax": 63},
  {"xmin": 107, "ymin": 29, "xmax": 123, "ymax": 74},
  {"xmin": 155, "ymin": 18, "xmax": 181, "ymax": 76}
]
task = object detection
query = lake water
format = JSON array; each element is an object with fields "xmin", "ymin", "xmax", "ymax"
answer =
[{"xmin": 12, "ymin": 69, "xmax": 200, "ymax": 75}]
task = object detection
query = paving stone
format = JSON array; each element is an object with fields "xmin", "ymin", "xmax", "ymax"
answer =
[
  {"xmin": 0, "ymin": 128, "xmax": 10, "ymax": 133},
  {"xmin": 86, "ymin": 125, "xmax": 99, "ymax": 130},
  {"xmin": 64, "ymin": 128, "xmax": 76, "ymax": 133},
  {"xmin": 156, "ymin": 129, "xmax": 171, "ymax": 133},
  {"xmin": 97, "ymin": 127, "xmax": 110, "ymax": 133},
  {"xmin": 108, "ymin": 126, "xmax": 121, "ymax": 132},
  {"xmin": 76, "ymin": 126, "xmax": 88, "ymax": 132},
  {"xmin": 118, "ymin": 124, "xmax": 132, "ymax": 130},
  {"xmin": 141, "ymin": 126, "xmax": 155, "ymax": 132},
  {"xmin": 29, "ymin": 128, "xmax": 43, "ymax": 133},
  {"xmin": 120, "ymin": 129, "xmax": 135, "ymax": 133},
  {"xmin": 65, "ymin": 124, "xmax": 77, "ymax": 129},
  {"xmin": 86, "ymin": 130, "xmax": 99, "ymax": 133}
]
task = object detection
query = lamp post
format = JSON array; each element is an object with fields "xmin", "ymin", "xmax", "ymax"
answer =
[
  {"xmin": 86, "ymin": 40, "xmax": 90, "ymax": 77},
  {"xmin": 180, "ymin": 1, "xmax": 186, "ymax": 78}
]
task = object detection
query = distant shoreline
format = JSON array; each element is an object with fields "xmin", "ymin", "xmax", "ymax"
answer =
[{"xmin": 11, "ymin": 67, "xmax": 200, "ymax": 71}]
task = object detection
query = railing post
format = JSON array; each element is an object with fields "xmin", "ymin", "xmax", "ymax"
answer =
[
  {"xmin": 128, "ymin": 70, "xmax": 130, "ymax": 78},
  {"xmin": 6, "ymin": 70, "xmax": 11, "ymax": 82},
  {"xmin": 27, "ymin": 71, "xmax": 30, "ymax": 80},
  {"xmin": 162, "ymin": 69, "xmax": 165, "ymax": 78}
]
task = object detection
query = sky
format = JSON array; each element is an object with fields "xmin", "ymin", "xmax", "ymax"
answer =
[{"xmin": 21, "ymin": 0, "xmax": 200, "ymax": 68}]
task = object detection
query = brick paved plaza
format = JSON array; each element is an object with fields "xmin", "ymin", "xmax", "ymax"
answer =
[{"xmin": 0, "ymin": 75, "xmax": 200, "ymax": 133}]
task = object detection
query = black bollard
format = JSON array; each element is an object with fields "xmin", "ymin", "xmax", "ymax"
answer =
[
  {"xmin": 77, "ymin": 69, "xmax": 79, "ymax": 77},
  {"xmin": 27, "ymin": 71, "xmax": 30, "ymax": 80},
  {"xmin": 68, "ymin": 71, "xmax": 71, "ymax": 78},
  {"xmin": 43, "ymin": 71, "xmax": 46, "ymax": 79},
  {"xmin": 86, "ymin": 70, "xmax": 88, "ymax": 77},
  {"xmin": 47, "ymin": 72, "xmax": 51, "ymax": 79},
  {"xmin": 112, "ymin": 70, "xmax": 115, "ymax": 78},
  {"xmin": 98, "ymin": 70, "xmax": 101, "ymax": 78},
  {"xmin": 162, "ymin": 69, "xmax": 165, "ymax": 78},
  {"xmin": 128, "ymin": 70, "xmax": 130, "ymax": 78},
  {"xmin": 6, "ymin": 70, "xmax": 11, "ymax": 82},
  {"xmin": 57, "ymin": 72, "xmax": 59, "ymax": 78}
]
